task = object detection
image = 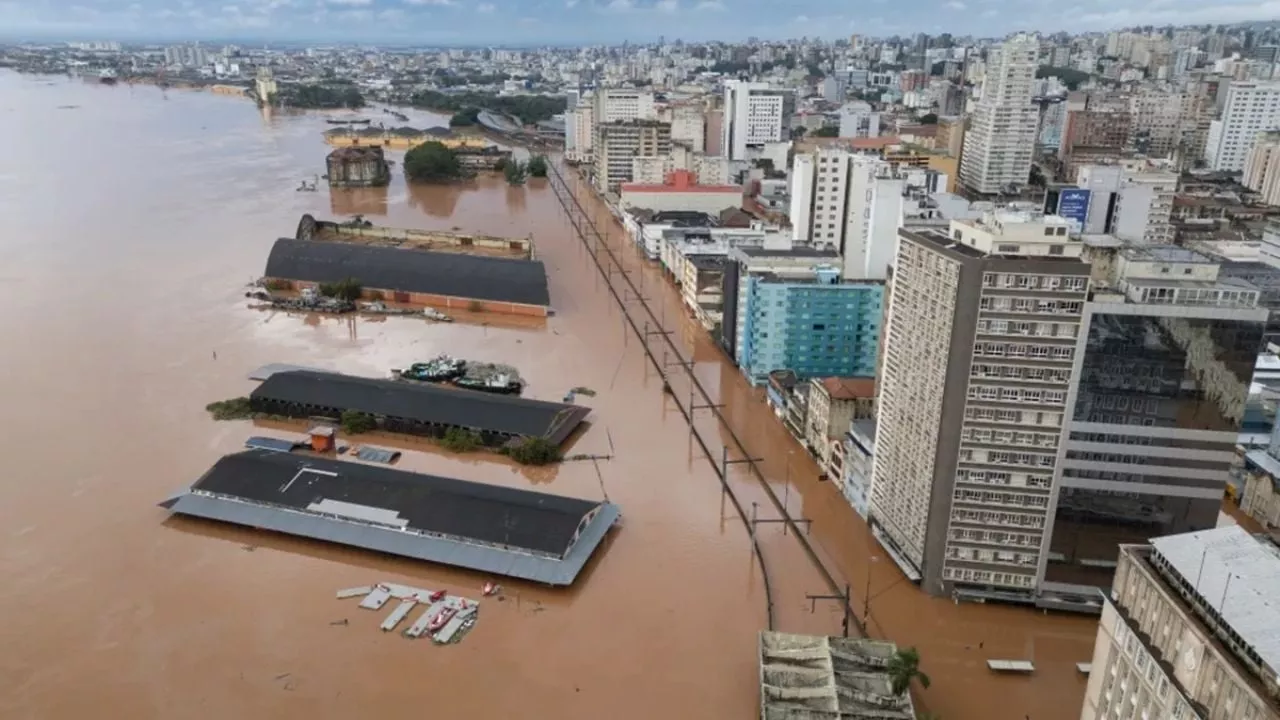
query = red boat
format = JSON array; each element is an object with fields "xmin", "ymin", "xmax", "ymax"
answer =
[
  {"xmin": 428, "ymin": 589, "xmax": 446, "ymax": 602},
  {"xmin": 427, "ymin": 607, "xmax": 457, "ymax": 633}
]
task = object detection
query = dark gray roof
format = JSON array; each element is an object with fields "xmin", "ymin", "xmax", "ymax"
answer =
[
  {"xmin": 160, "ymin": 450, "xmax": 621, "ymax": 584},
  {"xmin": 264, "ymin": 239, "xmax": 551, "ymax": 307},
  {"xmin": 251, "ymin": 370, "xmax": 590, "ymax": 444}
]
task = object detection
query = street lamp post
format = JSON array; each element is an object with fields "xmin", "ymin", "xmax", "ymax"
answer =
[{"xmin": 864, "ymin": 555, "xmax": 879, "ymax": 625}]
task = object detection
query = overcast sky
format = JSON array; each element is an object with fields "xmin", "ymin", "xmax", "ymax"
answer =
[{"xmin": 1, "ymin": 0, "xmax": 1276, "ymax": 44}]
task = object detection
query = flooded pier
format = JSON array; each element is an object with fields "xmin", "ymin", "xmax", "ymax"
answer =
[{"xmin": 0, "ymin": 70, "xmax": 1095, "ymax": 720}]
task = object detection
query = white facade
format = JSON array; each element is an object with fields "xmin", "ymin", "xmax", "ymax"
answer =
[
  {"xmin": 593, "ymin": 88, "xmax": 657, "ymax": 124},
  {"xmin": 838, "ymin": 101, "xmax": 881, "ymax": 139},
  {"xmin": 789, "ymin": 153, "xmax": 815, "ymax": 243},
  {"xmin": 959, "ymin": 34, "xmax": 1039, "ymax": 194},
  {"xmin": 722, "ymin": 79, "xmax": 786, "ymax": 161},
  {"xmin": 670, "ymin": 106, "xmax": 706, "ymax": 153},
  {"xmin": 566, "ymin": 103, "xmax": 594, "ymax": 163},
  {"xmin": 1244, "ymin": 132, "xmax": 1280, "ymax": 205},
  {"xmin": 1206, "ymin": 81, "xmax": 1280, "ymax": 172},
  {"xmin": 1081, "ymin": 528, "xmax": 1280, "ymax": 720},
  {"xmin": 1076, "ymin": 162, "xmax": 1178, "ymax": 243}
]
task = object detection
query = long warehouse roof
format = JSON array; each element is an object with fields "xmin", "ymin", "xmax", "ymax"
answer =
[{"xmin": 264, "ymin": 238, "xmax": 551, "ymax": 307}]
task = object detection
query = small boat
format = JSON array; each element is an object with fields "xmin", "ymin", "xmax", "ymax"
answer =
[
  {"xmin": 482, "ymin": 582, "xmax": 500, "ymax": 597},
  {"xmin": 428, "ymin": 589, "xmax": 446, "ymax": 602},
  {"xmin": 399, "ymin": 355, "xmax": 466, "ymax": 382},
  {"xmin": 427, "ymin": 607, "xmax": 457, "ymax": 633}
]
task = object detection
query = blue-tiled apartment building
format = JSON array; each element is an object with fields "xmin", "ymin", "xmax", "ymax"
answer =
[{"xmin": 730, "ymin": 258, "xmax": 884, "ymax": 385}]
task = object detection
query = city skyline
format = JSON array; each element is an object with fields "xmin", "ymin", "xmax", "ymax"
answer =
[{"xmin": 3, "ymin": 0, "xmax": 1280, "ymax": 46}]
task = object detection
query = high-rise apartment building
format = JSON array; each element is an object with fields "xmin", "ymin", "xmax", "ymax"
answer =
[
  {"xmin": 1244, "ymin": 129, "xmax": 1280, "ymax": 205},
  {"xmin": 1206, "ymin": 81, "xmax": 1280, "ymax": 172},
  {"xmin": 1081, "ymin": 526, "xmax": 1280, "ymax": 720},
  {"xmin": 870, "ymin": 211, "xmax": 1089, "ymax": 597},
  {"xmin": 1075, "ymin": 161, "xmax": 1179, "ymax": 243},
  {"xmin": 959, "ymin": 34, "xmax": 1040, "ymax": 194},
  {"xmin": 1038, "ymin": 245, "xmax": 1266, "ymax": 608},
  {"xmin": 786, "ymin": 149, "xmax": 905, "ymax": 280},
  {"xmin": 593, "ymin": 120, "xmax": 672, "ymax": 194},
  {"xmin": 722, "ymin": 79, "xmax": 787, "ymax": 161},
  {"xmin": 566, "ymin": 103, "xmax": 595, "ymax": 163}
]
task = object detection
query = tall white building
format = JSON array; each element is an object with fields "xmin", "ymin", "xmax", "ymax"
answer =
[
  {"xmin": 593, "ymin": 88, "xmax": 657, "ymax": 124},
  {"xmin": 722, "ymin": 79, "xmax": 787, "ymax": 161},
  {"xmin": 870, "ymin": 213, "xmax": 1088, "ymax": 597},
  {"xmin": 785, "ymin": 149, "xmax": 904, "ymax": 279},
  {"xmin": 1206, "ymin": 81, "xmax": 1280, "ymax": 172},
  {"xmin": 1075, "ymin": 161, "xmax": 1178, "ymax": 243},
  {"xmin": 838, "ymin": 101, "xmax": 881, "ymax": 139},
  {"xmin": 958, "ymin": 34, "xmax": 1040, "ymax": 194}
]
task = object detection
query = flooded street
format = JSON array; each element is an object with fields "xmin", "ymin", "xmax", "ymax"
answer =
[{"xmin": 0, "ymin": 71, "xmax": 1096, "ymax": 720}]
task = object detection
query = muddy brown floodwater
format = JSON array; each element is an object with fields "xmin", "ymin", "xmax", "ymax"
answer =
[{"xmin": 0, "ymin": 72, "xmax": 1096, "ymax": 720}]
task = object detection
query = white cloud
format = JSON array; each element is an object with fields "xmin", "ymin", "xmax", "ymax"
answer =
[
  {"xmin": 476, "ymin": 1, "xmax": 495, "ymax": 10},
  {"xmin": 564, "ymin": 0, "xmax": 578, "ymax": 6},
  {"xmin": 981, "ymin": 8, "xmax": 997, "ymax": 15},
  {"xmin": 402, "ymin": 0, "xmax": 453, "ymax": 5},
  {"xmin": 327, "ymin": 0, "xmax": 371, "ymax": 6},
  {"xmin": 944, "ymin": 0, "xmax": 965, "ymax": 8},
  {"xmin": 693, "ymin": 0, "xmax": 724, "ymax": 8},
  {"xmin": 655, "ymin": 0, "xmax": 677, "ymax": 10},
  {"xmin": 792, "ymin": 13, "xmax": 808, "ymax": 22},
  {"xmin": 606, "ymin": 0, "xmax": 632, "ymax": 9}
]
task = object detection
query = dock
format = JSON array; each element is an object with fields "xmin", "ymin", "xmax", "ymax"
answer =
[{"xmin": 339, "ymin": 582, "xmax": 480, "ymax": 644}]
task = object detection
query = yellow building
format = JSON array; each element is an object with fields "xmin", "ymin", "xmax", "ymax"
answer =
[
  {"xmin": 209, "ymin": 84, "xmax": 249, "ymax": 97},
  {"xmin": 323, "ymin": 126, "xmax": 488, "ymax": 150},
  {"xmin": 882, "ymin": 144, "xmax": 959, "ymax": 192}
]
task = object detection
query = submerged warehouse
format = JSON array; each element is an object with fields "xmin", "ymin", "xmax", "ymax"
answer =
[
  {"xmin": 250, "ymin": 370, "xmax": 591, "ymax": 446},
  {"xmin": 160, "ymin": 450, "xmax": 621, "ymax": 585},
  {"xmin": 262, "ymin": 238, "xmax": 551, "ymax": 316}
]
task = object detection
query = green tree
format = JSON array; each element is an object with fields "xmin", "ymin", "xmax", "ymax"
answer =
[
  {"xmin": 277, "ymin": 83, "xmax": 365, "ymax": 109},
  {"xmin": 318, "ymin": 277, "xmax": 362, "ymax": 301},
  {"xmin": 504, "ymin": 159, "xmax": 528, "ymax": 185},
  {"xmin": 1035, "ymin": 66, "xmax": 1091, "ymax": 91},
  {"xmin": 449, "ymin": 107, "xmax": 480, "ymax": 127},
  {"xmin": 887, "ymin": 647, "xmax": 930, "ymax": 696},
  {"xmin": 526, "ymin": 155, "xmax": 548, "ymax": 178},
  {"xmin": 504, "ymin": 437, "xmax": 562, "ymax": 465},
  {"xmin": 340, "ymin": 411, "xmax": 377, "ymax": 434},
  {"xmin": 404, "ymin": 141, "xmax": 463, "ymax": 183},
  {"xmin": 919, "ymin": 112, "xmax": 938, "ymax": 124},
  {"xmin": 812, "ymin": 126, "xmax": 839, "ymax": 137}
]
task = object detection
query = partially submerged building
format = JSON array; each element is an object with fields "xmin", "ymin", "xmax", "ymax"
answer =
[
  {"xmin": 325, "ymin": 146, "xmax": 391, "ymax": 188},
  {"xmin": 758, "ymin": 631, "xmax": 915, "ymax": 720},
  {"xmin": 160, "ymin": 450, "xmax": 620, "ymax": 585},
  {"xmin": 262, "ymin": 238, "xmax": 550, "ymax": 316},
  {"xmin": 250, "ymin": 370, "xmax": 590, "ymax": 447},
  {"xmin": 296, "ymin": 214, "xmax": 533, "ymax": 260},
  {"xmin": 322, "ymin": 125, "xmax": 489, "ymax": 150}
]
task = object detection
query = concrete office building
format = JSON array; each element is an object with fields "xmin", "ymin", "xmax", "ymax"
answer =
[
  {"xmin": 566, "ymin": 102, "xmax": 594, "ymax": 163},
  {"xmin": 959, "ymin": 34, "xmax": 1040, "ymax": 194},
  {"xmin": 722, "ymin": 79, "xmax": 787, "ymax": 161},
  {"xmin": 1081, "ymin": 526, "xmax": 1280, "ymax": 720},
  {"xmin": 870, "ymin": 211, "xmax": 1090, "ymax": 597},
  {"xmin": 1207, "ymin": 81, "xmax": 1280, "ymax": 172},
  {"xmin": 593, "ymin": 88, "xmax": 656, "ymax": 123},
  {"xmin": 593, "ymin": 120, "xmax": 672, "ymax": 194},
  {"xmin": 1038, "ymin": 245, "xmax": 1267, "ymax": 610},
  {"xmin": 837, "ymin": 101, "xmax": 881, "ymax": 139},
  {"xmin": 1075, "ymin": 161, "xmax": 1179, "ymax": 243}
]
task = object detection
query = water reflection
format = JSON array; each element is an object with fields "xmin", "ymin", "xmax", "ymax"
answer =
[
  {"xmin": 1047, "ymin": 311, "xmax": 1265, "ymax": 591},
  {"xmin": 406, "ymin": 177, "xmax": 468, "ymax": 217},
  {"xmin": 329, "ymin": 185, "xmax": 388, "ymax": 217},
  {"xmin": 506, "ymin": 184, "xmax": 527, "ymax": 213}
]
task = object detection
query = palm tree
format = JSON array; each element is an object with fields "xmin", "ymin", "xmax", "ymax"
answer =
[{"xmin": 887, "ymin": 647, "xmax": 931, "ymax": 696}]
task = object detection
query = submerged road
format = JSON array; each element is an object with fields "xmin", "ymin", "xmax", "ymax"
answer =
[{"xmin": 547, "ymin": 157, "xmax": 1099, "ymax": 720}]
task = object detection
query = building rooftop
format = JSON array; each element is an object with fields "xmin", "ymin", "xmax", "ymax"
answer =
[
  {"xmin": 819, "ymin": 377, "xmax": 876, "ymax": 400},
  {"xmin": 1149, "ymin": 525, "xmax": 1280, "ymax": 679},
  {"xmin": 251, "ymin": 370, "xmax": 590, "ymax": 445},
  {"xmin": 264, "ymin": 238, "xmax": 550, "ymax": 307},
  {"xmin": 1120, "ymin": 245, "xmax": 1215, "ymax": 264},
  {"xmin": 737, "ymin": 246, "xmax": 840, "ymax": 259},
  {"xmin": 160, "ymin": 450, "xmax": 619, "ymax": 585},
  {"xmin": 759, "ymin": 631, "xmax": 914, "ymax": 720}
]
